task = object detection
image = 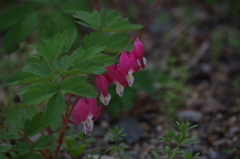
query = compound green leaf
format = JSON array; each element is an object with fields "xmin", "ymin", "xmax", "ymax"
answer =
[
  {"xmin": 43, "ymin": 92, "xmax": 65, "ymax": 131},
  {"xmin": 39, "ymin": 20, "xmax": 60, "ymax": 42},
  {"xmin": 37, "ymin": 31, "xmax": 66, "ymax": 65},
  {"xmin": 22, "ymin": 60, "xmax": 51, "ymax": 77},
  {"xmin": 23, "ymin": 112, "xmax": 44, "ymax": 137},
  {"xmin": 74, "ymin": 10, "xmax": 100, "ymax": 31}
]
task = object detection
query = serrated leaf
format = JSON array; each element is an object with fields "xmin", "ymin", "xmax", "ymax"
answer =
[
  {"xmin": 19, "ymin": 81, "xmax": 58, "ymax": 94},
  {"xmin": 60, "ymin": 52, "xmax": 78, "ymax": 70},
  {"xmin": 3, "ymin": 11, "xmax": 38, "ymax": 53},
  {"xmin": 74, "ymin": 10, "xmax": 100, "ymax": 31},
  {"xmin": 85, "ymin": 66, "xmax": 107, "ymax": 74},
  {"xmin": 83, "ymin": 32, "xmax": 105, "ymax": 49},
  {"xmin": 21, "ymin": 81, "xmax": 58, "ymax": 104},
  {"xmin": 3, "ymin": 123, "xmax": 18, "ymax": 139},
  {"xmin": 34, "ymin": 135, "xmax": 58, "ymax": 150},
  {"xmin": 43, "ymin": 92, "xmax": 65, "ymax": 131},
  {"xmin": 82, "ymin": 46, "xmax": 105, "ymax": 61},
  {"xmin": 22, "ymin": 60, "xmax": 51, "ymax": 77},
  {"xmin": 39, "ymin": 20, "xmax": 60, "ymax": 42},
  {"xmin": 12, "ymin": 141, "xmax": 31, "ymax": 154},
  {"xmin": 63, "ymin": 29, "xmax": 78, "ymax": 52},
  {"xmin": 7, "ymin": 72, "xmax": 40, "ymax": 85},
  {"xmin": 59, "ymin": 76, "xmax": 86, "ymax": 88},
  {"xmin": 23, "ymin": 112, "xmax": 44, "ymax": 137},
  {"xmin": 89, "ymin": 54, "xmax": 115, "ymax": 67},
  {"xmin": 0, "ymin": 145, "xmax": 11, "ymax": 153},
  {"xmin": 102, "ymin": 21, "xmax": 142, "ymax": 32},
  {"xmin": 26, "ymin": 57, "xmax": 42, "ymax": 66},
  {"xmin": 60, "ymin": 83, "xmax": 96, "ymax": 98},
  {"xmin": 25, "ymin": 106, "xmax": 39, "ymax": 120},
  {"xmin": 37, "ymin": 31, "xmax": 66, "ymax": 65}
]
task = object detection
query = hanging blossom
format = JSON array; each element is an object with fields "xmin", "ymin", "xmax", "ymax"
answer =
[
  {"xmin": 69, "ymin": 98, "xmax": 102, "ymax": 134},
  {"xmin": 96, "ymin": 37, "xmax": 146, "ymax": 105}
]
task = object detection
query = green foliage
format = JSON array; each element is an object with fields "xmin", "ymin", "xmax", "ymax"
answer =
[
  {"xmin": 3, "ymin": 3, "xmax": 142, "ymax": 158},
  {"xmin": 65, "ymin": 136, "xmax": 86, "ymax": 159},
  {"xmin": 105, "ymin": 127, "xmax": 129, "ymax": 159},
  {"xmin": 0, "ymin": 0, "xmax": 91, "ymax": 53},
  {"xmin": 23, "ymin": 112, "xmax": 44, "ymax": 137},
  {"xmin": 74, "ymin": 8, "xmax": 142, "ymax": 32},
  {"xmin": 152, "ymin": 121, "xmax": 199, "ymax": 159},
  {"xmin": 43, "ymin": 92, "xmax": 65, "ymax": 131},
  {"xmin": 34, "ymin": 135, "xmax": 58, "ymax": 150}
]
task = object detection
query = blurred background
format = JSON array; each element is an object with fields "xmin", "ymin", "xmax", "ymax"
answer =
[{"xmin": 1, "ymin": 0, "xmax": 240, "ymax": 158}]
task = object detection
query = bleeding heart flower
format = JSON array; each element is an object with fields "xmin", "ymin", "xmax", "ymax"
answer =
[
  {"xmin": 69, "ymin": 98, "xmax": 102, "ymax": 134},
  {"xmin": 96, "ymin": 75, "xmax": 111, "ymax": 105},
  {"xmin": 119, "ymin": 52, "xmax": 140, "ymax": 86},
  {"xmin": 105, "ymin": 64, "xmax": 128, "ymax": 97},
  {"xmin": 132, "ymin": 38, "xmax": 147, "ymax": 68}
]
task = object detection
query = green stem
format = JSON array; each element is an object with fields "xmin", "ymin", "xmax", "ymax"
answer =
[
  {"xmin": 167, "ymin": 141, "xmax": 171, "ymax": 159},
  {"xmin": 115, "ymin": 141, "xmax": 123, "ymax": 159},
  {"xmin": 170, "ymin": 144, "xmax": 180, "ymax": 159}
]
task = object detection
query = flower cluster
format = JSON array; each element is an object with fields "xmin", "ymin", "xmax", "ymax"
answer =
[
  {"xmin": 96, "ymin": 37, "xmax": 146, "ymax": 105},
  {"xmin": 69, "ymin": 37, "xmax": 146, "ymax": 134}
]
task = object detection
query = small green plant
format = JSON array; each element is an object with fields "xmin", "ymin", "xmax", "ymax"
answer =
[
  {"xmin": 152, "ymin": 121, "xmax": 200, "ymax": 159},
  {"xmin": 104, "ymin": 127, "xmax": 129, "ymax": 159}
]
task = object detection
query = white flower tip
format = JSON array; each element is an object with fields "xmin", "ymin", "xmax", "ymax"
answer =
[
  {"xmin": 100, "ymin": 93, "xmax": 111, "ymax": 105},
  {"xmin": 115, "ymin": 82, "xmax": 124, "ymax": 97}
]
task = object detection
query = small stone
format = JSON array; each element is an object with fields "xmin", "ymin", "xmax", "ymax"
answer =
[
  {"xmin": 115, "ymin": 117, "xmax": 144, "ymax": 144},
  {"xmin": 207, "ymin": 151, "xmax": 219, "ymax": 159},
  {"xmin": 100, "ymin": 120, "xmax": 109, "ymax": 129},
  {"xmin": 177, "ymin": 110, "xmax": 203, "ymax": 123}
]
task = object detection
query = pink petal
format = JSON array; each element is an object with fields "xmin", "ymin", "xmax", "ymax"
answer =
[
  {"xmin": 133, "ymin": 37, "xmax": 144, "ymax": 58},
  {"xmin": 105, "ymin": 65, "xmax": 116, "ymax": 84},
  {"xmin": 86, "ymin": 98, "xmax": 97, "ymax": 115},
  {"xmin": 71, "ymin": 98, "xmax": 89, "ymax": 124},
  {"xmin": 119, "ymin": 52, "xmax": 134, "ymax": 75},
  {"xmin": 96, "ymin": 75, "xmax": 109, "ymax": 97},
  {"xmin": 115, "ymin": 65, "xmax": 128, "ymax": 87},
  {"xmin": 93, "ymin": 105, "xmax": 102, "ymax": 121}
]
